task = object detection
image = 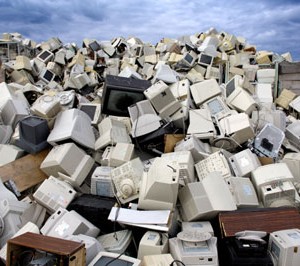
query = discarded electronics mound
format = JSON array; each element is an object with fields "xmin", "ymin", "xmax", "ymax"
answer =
[{"xmin": 1, "ymin": 29, "xmax": 300, "ymax": 266}]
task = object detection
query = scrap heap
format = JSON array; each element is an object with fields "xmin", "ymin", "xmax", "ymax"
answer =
[{"xmin": 1, "ymin": 29, "xmax": 300, "ymax": 266}]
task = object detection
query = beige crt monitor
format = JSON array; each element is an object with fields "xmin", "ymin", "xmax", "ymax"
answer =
[
  {"xmin": 0, "ymin": 99, "xmax": 30, "ymax": 128},
  {"xmin": 95, "ymin": 117, "xmax": 132, "ymax": 151},
  {"xmin": 283, "ymin": 153, "xmax": 300, "ymax": 182},
  {"xmin": 128, "ymin": 99, "xmax": 161, "ymax": 138},
  {"xmin": 97, "ymin": 229, "xmax": 132, "ymax": 254},
  {"xmin": 90, "ymin": 166, "xmax": 115, "ymax": 198},
  {"xmin": 218, "ymin": 112, "xmax": 255, "ymax": 145},
  {"xmin": 190, "ymin": 79, "xmax": 222, "ymax": 107},
  {"xmin": 143, "ymin": 80, "xmax": 181, "ymax": 118},
  {"xmin": 78, "ymin": 102, "xmax": 102, "ymax": 126},
  {"xmin": 33, "ymin": 176, "xmax": 76, "ymax": 213},
  {"xmin": 40, "ymin": 142, "xmax": 94, "ymax": 188},
  {"xmin": 228, "ymin": 148, "xmax": 261, "ymax": 177},
  {"xmin": 47, "ymin": 108, "xmax": 95, "ymax": 150},
  {"xmin": 161, "ymin": 150, "xmax": 195, "ymax": 185},
  {"xmin": 101, "ymin": 143, "xmax": 135, "ymax": 167},
  {"xmin": 41, "ymin": 207, "xmax": 100, "ymax": 238},
  {"xmin": 178, "ymin": 172, "xmax": 237, "ymax": 221},
  {"xmin": 225, "ymin": 75, "xmax": 258, "ymax": 115},
  {"xmin": 226, "ymin": 177, "xmax": 259, "ymax": 208},
  {"xmin": 138, "ymin": 157, "xmax": 179, "ymax": 211},
  {"xmin": 187, "ymin": 108, "xmax": 216, "ymax": 140},
  {"xmin": 202, "ymin": 96, "xmax": 236, "ymax": 121}
]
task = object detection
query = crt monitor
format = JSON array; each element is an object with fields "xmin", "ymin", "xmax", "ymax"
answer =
[
  {"xmin": 225, "ymin": 75, "xmax": 258, "ymax": 115},
  {"xmin": 198, "ymin": 53, "xmax": 214, "ymax": 67},
  {"xmin": 41, "ymin": 207, "xmax": 100, "ymax": 239},
  {"xmin": 178, "ymin": 172, "xmax": 237, "ymax": 221},
  {"xmin": 88, "ymin": 251, "xmax": 141, "ymax": 266},
  {"xmin": 78, "ymin": 102, "xmax": 102, "ymax": 125},
  {"xmin": 16, "ymin": 116, "xmax": 50, "ymax": 154},
  {"xmin": 0, "ymin": 99, "xmax": 30, "ymax": 128},
  {"xmin": 190, "ymin": 79, "xmax": 222, "ymax": 107},
  {"xmin": 89, "ymin": 40, "xmax": 101, "ymax": 51},
  {"xmin": 40, "ymin": 142, "xmax": 94, "ymax": 187},
  {"xmin": 0, "ymin": 125, "xmax": 13, "ymax": 144},
  {"xmin": 47, "ymin": 108, "xmax": 95, "ymax": 150},
  {"xmin": 138, "ymin": 157, "xmax": 179, "ymax": 211},
  {"xmin": 33, "ymin": 176, "xmax": 77, "ymax": 213},
  {"xmin": 101, "ymin": 75, "xmax": 151, "ymax": 117},
  {"xmin": 36, "ymin": 49, "xmax": 54, "ymax": 64},
  {"xmin": 39, "ymin": 68, "xmax": 55, "ymax": 83},
  {"xmin": 203, "ymin": 96, "xmax": 235, "ymax": 121},
  {"xmin": 128, "ymin": 99, "xmax": 161, "ymax": 138}
]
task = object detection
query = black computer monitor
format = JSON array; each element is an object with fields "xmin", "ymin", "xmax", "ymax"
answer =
[{"xmin": 101, "ymin": 75, "xmax": 151, "ymax": 117}]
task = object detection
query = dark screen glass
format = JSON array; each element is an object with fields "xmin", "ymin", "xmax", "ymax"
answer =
[
  {"xmin": 185, "ymin": 53, "xmax": 194, "ymax": 64},
  {"xmin": 106, "ymin": 90, "xmax": 145, "ymax": 116},
  {"xmin": 226, "ymin": 78, "xmax": 235, "ymax": 98},
  {"xmin": 79, "ymin": 105, "xmax": 96, "ymax": 120},
  {"xmin": 43, "ymin": 70, "xmax": 54, "ymax": 81},
  {"xmin": 89, "ymin": 41, "xmax": 101, "ymax": 51},
  {"xmin": 39, "ymin": 50, "xmax": 51, "ymax": 60},
  {"xmin": 199, "ymin": 54, "xmax": 212, "ymax": 65}
]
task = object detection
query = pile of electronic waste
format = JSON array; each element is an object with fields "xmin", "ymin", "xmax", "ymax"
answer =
[{"xmin": 1, "ymin": 28, "xmax": 300, "ymax": 266}]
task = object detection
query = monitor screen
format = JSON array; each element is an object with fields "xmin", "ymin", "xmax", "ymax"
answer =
[
  {"xmin": 199, "ymin": 53, "xmax": 213, "ymax": 65},
  {"xmin": 79, "ymin": 105, "xmax": 97, "ymax": 120},
  {"xmin": 102, "ymin": 75, "xmax": 151, "ymax": 117},
  {"xmin": 38, "ymin": 50, "xmax": 51, "ymax": 61},
  {"xmin": 184, "ymin": 53, "xmax": 194, "ymax": 64},
  {"xmin": 44, "ymin": 70, "xmax": 54, "ymax": 81},
  {"xmin": 107, "ymin": 90, "xmax": 145, "ymax": 115},
  {"xmin": 89, "ymin": 41, "xmax": 101, "ymax": 51},
  {"xmin": 225, "ymin": 78, "xmax": 235, "ymax": 97},
  {"xmin": 92, "ymin": 256, "xmax": 134, "ymax": 266},
  {"xmin": 207, "ymin": 98, "xmax": 225, "ymax": 115}
]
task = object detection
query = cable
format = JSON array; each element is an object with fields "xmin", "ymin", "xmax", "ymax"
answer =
[
  {"xmin": 131, "ymin": 234, "xmax": 139, "ymax": 254},
  {"xmin": 112, "ymin": 205, "xmax": 121, "ymax": 241},
  {"xmin": 170, "ymin": 259, "xmax": 186, "ymax": 266},
  {"xmin": 104, "ymin": 252, "xmax": 125, "ymax": 266},
  {"xmin": 167, "ymin": 164, "xmax": 177, "ymax": 173}
]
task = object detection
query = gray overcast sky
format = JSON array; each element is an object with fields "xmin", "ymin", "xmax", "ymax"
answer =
[{"xmin": 1, "ymin": 0, "xmax": 300, "ymax": 60}]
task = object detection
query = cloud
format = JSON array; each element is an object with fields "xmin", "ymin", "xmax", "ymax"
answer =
[{"xmin": 0, "ymin": 0, "xmax": 299, "ymax": 60}]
